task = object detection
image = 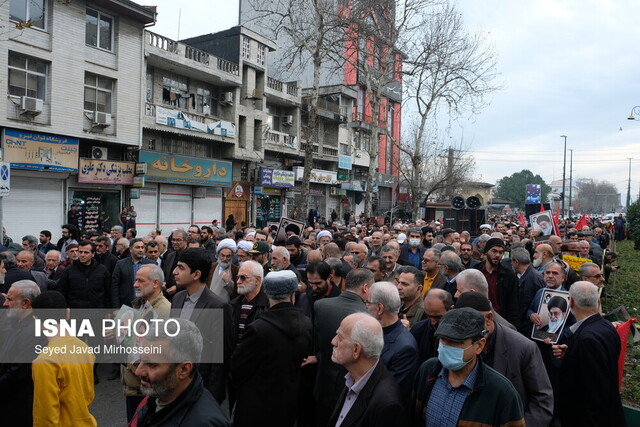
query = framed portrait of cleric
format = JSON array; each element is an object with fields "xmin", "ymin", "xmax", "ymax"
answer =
[
  {"xmin": 531, "ymin": 289, "xmax": 571, "ymax": 344},
  {"xmin": 274, "ymin": 217, "xmax": 305, "ymax": 246},
  {"xmin": 529, "ymin": 211, "xmax": 555, "ymax": 242}
]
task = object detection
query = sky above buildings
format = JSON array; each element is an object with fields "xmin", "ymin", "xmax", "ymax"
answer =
[{"xmin": 141, "ymin": 0, "xmax": 640, "ymax": 204}]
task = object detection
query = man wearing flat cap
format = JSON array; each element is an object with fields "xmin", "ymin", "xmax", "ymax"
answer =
[
  {"xmin": 473, "ymin": 237, "xmax": 520, "ymax": 327},
  {"xmin": 231, "ymin": 270, "xmax": 312, "ymax": 427},
  {"xmin": 412, "ymin": 307, "xmax": 525, "ymax": 426}
]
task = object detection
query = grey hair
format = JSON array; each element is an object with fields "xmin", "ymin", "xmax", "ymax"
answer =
[
  {"xmin": 111, "ymin": 225, "xmax": 124, "ymax": 233},
  {"xmin": 0, "ymin": 252, "xmax": 17, "ymax": 268},
  {"xmin": 11, "ymin": 280, "xmax": 41, "ymax": 302},
  {"xmin": 344, "ymin": 268, "xmax": 374, "ymax": 291},
  {"xmin": 350, "ymin": 316, "xmax": 384, "ymax": 359},
  {"xmin": 155, "ymin": 235, "xmax": 168, "ymax": 246},
  {"xmin": 380, "ymin": 244, "xmax": 399, "ymax": 255},
  {"xmin": 45, "ymin": 250, "xmax": 61, "ymax": 261},
  {"xmin": 239, "ymin": 260, "xmax": 264, "ymax": 281},
  {"xmin": 171, "ymin": 229, "xmax": 188, "ymax": 241},
  {"xmin": 456, "ymin": 269, "xmax": 489, "ymax": 298},
  {"xmin": 425, "ymin": 248, "xmax": 441, "ymax": 260},
  {"xmin": 272, "ymin": 246, "xmax": 291, "ymax": 261},
  {"xmin": 569, "ymin": 281, "xmax": 599, "ymax": 309},
  {"xmin": 477, "ymin": 234, "xmax": 491, "ymax": 243},
  {"xmin": 144, "ymin": 318, "xmax": 203, "ymax": 364},
  {"xmin": 579, "ymin": 262, "xmax": 600, "ymax": 278},
  {"xmin": 17, "ymin": 250, "xmax": 35, "ymax": 261},
  {"xmin": 579, "ymin": 240, "xmax": 590, "ymax": 248},
  {"xmin": 370, "ymin": 281, "xmax": 401, "ymax": 315},
  {"xmin": 117, "ymin": 238, "xmax": 130, "ymax": 249},
  {"xmin": 140, "ymin": 264, "xmax": 165, "ymax": 284},
  {"xmin": 440, "ymin": 252, "xmax": 464, "ymax": 273},
  {"xmin": 511, "ymin": 247, "xmax": 531, "ymax": 264},
  {"xmin": 22, "ymin": 235, "xmax": 38, "ymax": 248}
]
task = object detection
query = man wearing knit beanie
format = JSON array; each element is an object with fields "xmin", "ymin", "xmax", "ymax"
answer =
[{"xmin": 231, "ymin": 270, "xmax": 311, "ymax": 426}]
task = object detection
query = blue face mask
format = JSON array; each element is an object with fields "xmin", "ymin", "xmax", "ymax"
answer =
[{"xmin": 437, "ymin": 341, "xmax": 474, "ymax": 371}]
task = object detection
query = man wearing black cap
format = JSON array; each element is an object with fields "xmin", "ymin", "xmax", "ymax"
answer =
[
  {"xmin": 455, "ymin": 293, "xmax": 553, "ymax": 427},
  {"xmin": 247, "ymin": 241, "xmax": 274, "ymax": 277},
  {"xmin": 473, "ymin": 237, "xmax": 520, "ymax": 327},
  {"xmin": 412, "ymin": 307, "xmax": 525, "ymax": 426}
]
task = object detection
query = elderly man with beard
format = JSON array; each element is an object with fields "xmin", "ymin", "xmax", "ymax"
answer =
[
  {"xmin": 207, "ymin": 238, "xmax": 239, "ymax": 303},
  {"xmin": 532, "ymin": 243, "xmax": 555, "ymax": 273},
  {"xmin": 0, "ymin": 280, "xmax": 45, "ymax": 427},
  {"xmin": 131, "ymin": 319, "xmax": 230, "ymax": 426},
  {"xmin": 121, "ymin": 264, "xmax": 171, "ymax": 421},
  {"xmin": 230, "ymin": 260, "xmax": 268, "ymax": 344}
]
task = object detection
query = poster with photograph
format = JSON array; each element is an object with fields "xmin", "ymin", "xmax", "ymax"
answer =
[
  {"xmin": 531, "ymin": 289, "xmax": 571, "ymax": 343},
  {"xmin": 274, "ymin": 217, "xmax": 305, "ymax": 245},
  {"xmin": 529, "ymin": 210, "xmax": 555, "ymax": 242}
]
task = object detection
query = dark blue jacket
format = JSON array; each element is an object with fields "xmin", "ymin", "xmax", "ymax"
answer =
[{"xmin": 381, "ymin": 319, "xmax": 418, "ymax": 401}]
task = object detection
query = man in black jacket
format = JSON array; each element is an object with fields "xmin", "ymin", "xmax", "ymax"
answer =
[
  {"xmin": 231, "ymin": 270, "xmax": 312, "ymax": 427},
  {"xmin": 131, "ymin": 318, "xmax": 230, "ymax": 426},
  {"xmin": 95, "ymin": 236, "xmax": 118, "ymax": 275},
  {"xmin": 473, "ymin": 238, "xmax": 520, "ymax": 327},
  {"xmin": 57, "ymin": 241, "xmax": 111, "ymax": 309}
]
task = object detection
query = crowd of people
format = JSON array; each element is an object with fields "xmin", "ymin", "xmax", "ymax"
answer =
[{"xmin": 0, "ymin": 212, "xmax": 626, "ymax": 426}]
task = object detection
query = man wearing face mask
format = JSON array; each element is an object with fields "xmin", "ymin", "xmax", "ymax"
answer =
[
  {"xmin": 399, "ymin": 228, "xmax": 426, "ymax": 269},
  {"xmin": 412, "ymin": 307, "xmax": 525, "ymax": 426}
]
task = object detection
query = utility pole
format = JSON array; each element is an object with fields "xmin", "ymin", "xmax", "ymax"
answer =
[
  {"xmin": 560, "ymin": 135, "xmax": 567, "ymax": 218},
  {"xmin": 627, "ymin": 157, "xmax": 633, "ymax": 210},
  {"xmin": 568, "ymin": 149, "xmax": 573, "ymax": 218}
]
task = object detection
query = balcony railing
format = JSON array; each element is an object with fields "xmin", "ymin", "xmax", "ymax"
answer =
[
  {"xmin": 267, "ymin": 76, "xmax": 299, "ymax": 97},
  {"xmin": 323, "ymin": 146, "xmax": 338, "ymax": 157},
  {"xmin": 267, "ymin": 130, "xmax": 297, "ymax": 149},
  {"xmin": 300, "ymin": 141, "xmax": 320, "ymax": 154},
  {"xmin": 146, "ymin": 31, "xmax": 239, "ymax": 76}
]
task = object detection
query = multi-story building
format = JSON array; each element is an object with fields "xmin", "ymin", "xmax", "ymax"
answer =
[
  {"xmin": 239, "ymin": 0, "xmax": 401, "ymax": 219},
  {"xmin": 0, "ymin": 0, "xmax": 155, "ymax": 239}
]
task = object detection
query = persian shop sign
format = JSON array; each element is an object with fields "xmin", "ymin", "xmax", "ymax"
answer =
[
  {"xmin": 139, "ymin": 151, "xmax": 232, "ymax": 187},
  {"xmin": 3, "ymin": 128, "xmax": 78, "ymax": 172},
  {"xmin": 260, "ymin": 168, "xmax": 295, "ymax": 188},
  {"xmin": 155, "ymin": 106, "xmax": 236, "ymax": 137},
  {"xmin": 294, "ymin": 167, "xmax": 338, "ymax": 185},
  {"xmin": 78, "ymin": 159, "xmax": 135, "ymax": 185}
]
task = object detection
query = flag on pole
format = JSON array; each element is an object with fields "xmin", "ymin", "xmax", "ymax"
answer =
[{"xmin": 518, "ymin": 211, "xmax": 527, "ymax": 227}]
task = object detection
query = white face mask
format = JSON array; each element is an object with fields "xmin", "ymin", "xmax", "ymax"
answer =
[{"xmin": 409, "ymin": 238, "xmax": 420, "ymax": 247}]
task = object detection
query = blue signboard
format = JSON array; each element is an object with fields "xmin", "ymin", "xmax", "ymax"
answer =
[
  {"xmin": 3, "ymin": 128, "xmax": 79, "ymax": 172},
  {"xmin": 139, "ymin": 151, "xmax": 232, "ymax": 187}
]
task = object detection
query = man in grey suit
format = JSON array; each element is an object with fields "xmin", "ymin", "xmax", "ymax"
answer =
[
  {"xmin": 306, "ymin": 268, "xmax": 373, "ymax": 427},
  {"xmin": 170, "ymin": 248, "xmax": 233, "ymax": 405},
  {"xmin": 456, "ymin": 292, "xmax": 553, "ymax": 427},
  {"xmin": 111, "ymin": 238, "xmax": 154, "ymax": 308}
]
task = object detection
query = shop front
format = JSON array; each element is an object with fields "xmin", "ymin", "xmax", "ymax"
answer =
[
  {"xmin": 293, "ymin": 167, "xmax": 338, "ymax": 220},
  {"xmin": 375, "ymin": 173, "xmax": 398, "ymax": 217},
  {"xmin": 255, "ymin": 167, "xmax": 295, "ymax": 228},
  {"xmin": 1, "ymin": 128, "xmax": 78, "ymax": 240},
  {"xmin": 136, "ymin": 150, "xmax": 231, "ymax": 236}
]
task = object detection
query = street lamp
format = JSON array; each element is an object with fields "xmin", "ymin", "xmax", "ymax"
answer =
[
  {"xmin": 627, "ymin": 106, "xmax": 640, "ymax": 121},
  {"xmin": 560, "ymin": 135, "xmax": 567, "ymax": 218},
  {"xmin": 568, "ymin": 149, "xmax": 573, "ymax": 218}
]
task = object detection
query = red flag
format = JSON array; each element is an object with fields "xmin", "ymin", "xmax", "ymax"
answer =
[
  {"xmin": 539, "ymin": 203, "xmax": 545, "ymax": 213},
  {"xmin": 575, "ymin": 213, "xmax": 587, "ymax": 230},
  {"xmin": 518, "ymin": 211, "xmax": 526, "ymax": 226},
  {"xmin": 552, "ymin": 207, "xmax": 560, "ymax": 236},
  {"xmin": 614, "ymin": 318, "xmax": 636, "ymax": 390}
]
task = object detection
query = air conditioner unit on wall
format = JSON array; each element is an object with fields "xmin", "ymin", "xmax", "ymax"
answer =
[
  {"xmin": 282, "ymin": 115, "xmax": 293, "ymax": 126},
  {"xmin": 92, "ymin": 147, "xmax": 108, "ymax": 160},
  {"xmin": 20, "ymin": 96, "xmax": 43, "ymax": 113},
  {"xmin": 220, "ymin": 92, "xmax": 234, "ymax": 105},
  {"xmin": 93, "ymin": 112, "xmax": 112, "ymax": 126}
]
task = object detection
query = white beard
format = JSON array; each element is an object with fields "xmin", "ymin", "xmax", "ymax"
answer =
[
  {"xmin": 533, "ymin": 257, "xmax": 542, "ymax": 268},
  {"xmin": 547, "ymin": 317, "xmax": 562, "ymax": 333}
]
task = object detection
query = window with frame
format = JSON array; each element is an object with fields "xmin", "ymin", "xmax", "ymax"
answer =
[
  {"xmin": 8, "ymin": 52, "xmax": 47, "ymax": 99},
  {"xmin": 84, "ymin": 73, "xmax": 113, "ymax": 113},
  {"xmin": 242, "ymin": 37, "xmax": 251, "ymax": 60},
  {"xmin": 194, "ymin": 85, "xmax": 215, "ymax": 115},
  {"xmin": 162, "ymin": 75, "xmax": 188, "ymax": 109},
  {"xmin": 256, "ymin": 44, "xmax": 266, "ymax": 65},
  {"xmin": 10, "ymin": 0, "xmax": 45, "ymax": 30},
  {"xmin": 86, "ymin": 8, "xmax": 113, "ymax": 51}
]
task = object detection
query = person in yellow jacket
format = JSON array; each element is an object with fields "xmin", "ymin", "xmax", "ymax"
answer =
[{"xmin": 31, "ymin": 291, "xmax": 97, "ymax": 427}]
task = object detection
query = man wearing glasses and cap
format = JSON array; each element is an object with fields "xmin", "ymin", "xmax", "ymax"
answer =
[{"xmin": 412, "ymin": 307, "xmax": 525, "ymax": 426}]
